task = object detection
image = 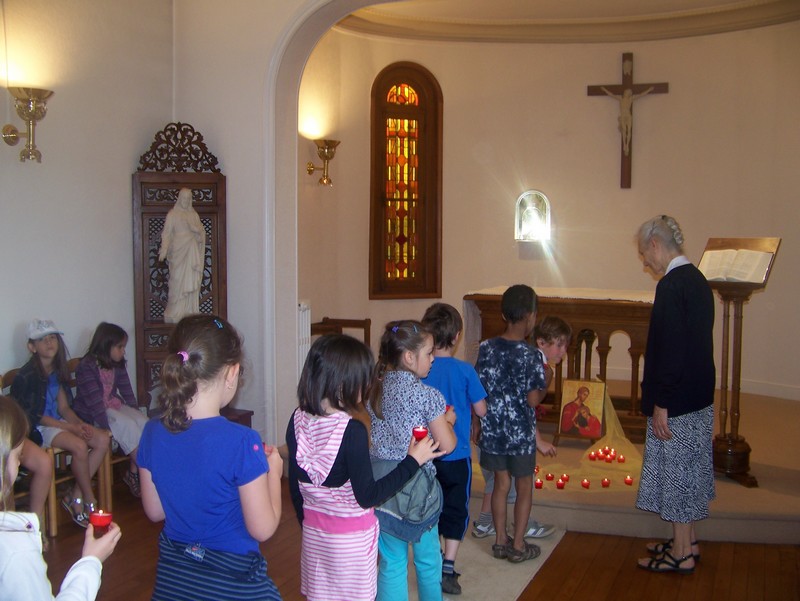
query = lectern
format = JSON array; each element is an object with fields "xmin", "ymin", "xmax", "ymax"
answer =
[{"xmin": 700, "ymin": 237, "xmax": 781, "ymax": 487}]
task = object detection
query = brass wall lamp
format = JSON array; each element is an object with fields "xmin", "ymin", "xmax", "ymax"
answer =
[
  {"xmin": 306, "ymin": 139, "xmax": 340, "ymax": 186},
  {"xmin": 2, "ymin": 86, "xmax": 53, "ymax": 162}
]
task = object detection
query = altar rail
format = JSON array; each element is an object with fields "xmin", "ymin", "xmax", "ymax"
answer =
[{"xmin": 463, "ymin": 288, "xmax": 653, "ymax": 437}]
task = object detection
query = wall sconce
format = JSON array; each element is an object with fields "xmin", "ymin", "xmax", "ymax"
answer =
[
  {"xmin": 306, "ymin": 139, "xmax": 340, "ymax": 186},
  {"xmin": 515, "ymin": 190, "xmax": 551, "ymax": 242},
  {"xmin": 2, "ymin": 87, "xmax": 54, "ymax": 162}
]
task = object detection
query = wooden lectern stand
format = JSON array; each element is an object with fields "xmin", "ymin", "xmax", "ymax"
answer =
[{"xmin": 701, "ymin": 237, "xmax": 781, "ymax": 487}]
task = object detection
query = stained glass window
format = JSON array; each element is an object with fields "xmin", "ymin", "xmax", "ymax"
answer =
[{"xmin": 370, "ymin": 63, "xmax": 442, "ymax": 299}]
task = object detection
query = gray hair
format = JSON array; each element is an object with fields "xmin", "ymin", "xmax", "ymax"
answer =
[{"xmin": 637, "ymin": 215, "xmax": 684, "ymax": 253}]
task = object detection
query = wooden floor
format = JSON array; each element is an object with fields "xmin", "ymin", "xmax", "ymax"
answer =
[{"xmin": 44, "ymin": 478, "xmax": 799, "ymax": 601}]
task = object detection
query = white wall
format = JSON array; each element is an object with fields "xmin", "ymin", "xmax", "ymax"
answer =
[
  {"xmin": 0, "ymin": 0, "xmax": 172, "ymax": 387},
  {"xmin": 298, "ymin": 22, "xmax": 800, "ymax": 401}
]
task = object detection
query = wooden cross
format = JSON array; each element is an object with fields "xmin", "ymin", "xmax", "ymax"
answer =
[{"xmin": 588, "ymin": 53, "xmax": 668, "ymax": 188}]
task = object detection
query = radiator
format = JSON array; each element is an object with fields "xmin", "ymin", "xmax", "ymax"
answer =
[{"xmin": 298, "ymin": 301, "xmax": 312, "ymax": 374}]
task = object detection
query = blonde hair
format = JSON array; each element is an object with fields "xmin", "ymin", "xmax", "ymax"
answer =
[{"xmin": 0, "ymin": 396, "xmax": 29, "ymax": 507}]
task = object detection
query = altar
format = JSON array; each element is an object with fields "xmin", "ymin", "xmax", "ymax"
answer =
[{"xmin": 463, "ymin": 287, "xmax": 654, "ymax": 427}]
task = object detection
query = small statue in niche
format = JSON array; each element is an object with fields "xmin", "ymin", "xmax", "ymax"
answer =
[{"xmin": 159, "ymin": 187, "xmax": 205, "ymax": 323}]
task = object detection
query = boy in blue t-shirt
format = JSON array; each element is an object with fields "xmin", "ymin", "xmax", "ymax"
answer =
[
  {"xmin": 476, "ymin": 284, "xmax": 552, "ymax": 563},
  {"xmin": 421, "ymin": 303, "xmax": 487, "ymax": 595}
]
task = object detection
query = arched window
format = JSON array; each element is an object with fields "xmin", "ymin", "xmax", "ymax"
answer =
[{"xmin": 369, "ymin": 62, "xmax": 442, "ymax": 299}]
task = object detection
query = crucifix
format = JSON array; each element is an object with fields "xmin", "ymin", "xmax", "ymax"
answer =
[{"xmin": 588, "ymin": 53, "xmax": 668, "ymax": 188}]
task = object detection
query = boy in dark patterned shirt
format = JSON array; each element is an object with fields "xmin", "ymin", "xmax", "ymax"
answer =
[{"xmin": 476, "ymin": 284, "xmax": 552, "ymax": 563}]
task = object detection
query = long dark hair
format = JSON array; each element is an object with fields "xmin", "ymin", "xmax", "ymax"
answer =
[
  {"xmin": 159, "ymin": 315, "xmax": 243, "ymax": 432},
  {"xmin": 297, "ymin": 334, "xmax": 374, "ymax": 416},
  {"xmin": 86, "ymin": 322, "xmax": 128, "ymax": 369},
  {"xmin": 0, "ymin": 396, "xmax": 28, "ymax": 507},
  {"xmin": 29, "ymin": 334, "xmax": 70, "ymax": 384},
  {"xmin": 368, "ymin": 320, "xmax": 430, "ymax": 420}
]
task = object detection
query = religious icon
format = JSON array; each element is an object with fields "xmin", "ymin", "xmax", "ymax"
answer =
[{"xmin": 558, "ymin": 379, "xmax": 605, "ymax": 440}]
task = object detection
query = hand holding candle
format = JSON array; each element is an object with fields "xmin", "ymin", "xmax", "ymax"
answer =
[
  {"xmin": 412, "ymin": 426, "xmax": 428, "ymax": 441},
  {"xmin": 89, "ymin": 510, "xmax": 113, "ymax": 536}
]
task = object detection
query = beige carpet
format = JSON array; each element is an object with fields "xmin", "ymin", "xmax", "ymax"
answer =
[{"xmin": 406, "ymin": 496, "xmax": 565, "ymax": 601}]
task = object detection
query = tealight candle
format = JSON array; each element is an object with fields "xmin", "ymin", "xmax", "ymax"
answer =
[
  {"xmin": 535, "ymin": 478, "xmax": 543, "ymax": 489},
  {"xmin": 556, "ymin": 479, "xmax": 565, "ymax": 490},
  {"xmin": 601, "ymin": 478, "xmax": 610, "ymax": 488},
  {"xmin": 89, "ymin": 510, "xmax": 113, "ymax": 536},
  {"xmin": 605, "ymin": 455, "xmax": 613, "ymax": 463},
  {"xmin": 545, "ymin": 473, "xmax": 555, "ymax": 481},
  {"xmin": 412, "ymin": 426, "xmax": 428, "ymax": 441},
  {"xmin": 581, "ymin": 478, "xmax": 590, "ymax": 489},
  {"xmin": 534, "ymin": 465, "xmax": 540, "ymax": 474},
  {"xmin": 603, "ymin": 446, "xmax": 610, "ymax": 454},
  {"xmin": 617, "ymin": 454, "xmax": 626, "ymax": 463},
  {"xmin": 588, "ymin": 451, "xmax": 597, "ymax": 461},
  {"xmin": 561, "ymin": 474, "xmax": 570, "ymax": 482},
  {"xmin": 624, "ymin": 475, "xmax": 634, "ymax": 486}
]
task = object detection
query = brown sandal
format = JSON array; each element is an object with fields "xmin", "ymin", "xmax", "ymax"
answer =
[{"xmin": 506, "ymin": 541, "xmax": 541, "ymax": 563}]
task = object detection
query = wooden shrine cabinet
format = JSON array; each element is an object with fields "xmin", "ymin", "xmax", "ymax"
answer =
[{"xmin": 132, "ymin": 123, "xmax": 227, "ymax": 408}]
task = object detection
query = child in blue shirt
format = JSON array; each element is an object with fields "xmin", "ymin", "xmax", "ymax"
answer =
[
  {"xmin": 421, "ymin": 303, "xmax": 487, "ymax": 595},
  {"xmin": 476, "ymin": 285, "xmax": 552, "ymax": 563}
]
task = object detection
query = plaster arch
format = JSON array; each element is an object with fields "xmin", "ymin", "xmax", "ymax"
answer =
[{"xmin": 267, "ymin": 0, "xmax": 386, "ymax": 441}]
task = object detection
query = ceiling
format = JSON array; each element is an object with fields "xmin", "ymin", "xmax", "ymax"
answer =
[{"xmin": 338, "ymin": 0, "xmax": 800, "ymax": 42}]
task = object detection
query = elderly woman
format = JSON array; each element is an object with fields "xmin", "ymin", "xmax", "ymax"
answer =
[{"xmin": 635, "ymin": 215, "xmax": 716, "ymax": 575}]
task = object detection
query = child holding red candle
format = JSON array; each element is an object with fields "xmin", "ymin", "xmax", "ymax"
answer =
[
  {"xmin": 10, "ymin": 319, "xmax": 110, "ymax": 529},
  {"xmin": 137, "ymin": 315, "xmax": 283, "ymax": 600},
  {"xmin": 367, "ymin": 320, "xmax": 457, "ymax": 601},
  {"xmin": 73, "ymin": 322, "xmax": 148, "ymax": 498},
  {"xmin": 420, "ymin": 302, "xmax": 487, "ymax": 596},
  {"xmin": 0, "ymin": 395, "xmax": 121, "ymax": 600},
  {"xmin": 286, "ymin": 334, "xmax": 443, "ymax": 601}
]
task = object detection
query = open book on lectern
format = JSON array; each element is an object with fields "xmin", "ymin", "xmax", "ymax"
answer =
[{"xmin": 698, "ymin": 248, "xmax": 773, "ymax": 283}]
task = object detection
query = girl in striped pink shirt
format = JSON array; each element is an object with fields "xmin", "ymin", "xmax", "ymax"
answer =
[{"xmin": 286, "ymin": 334, "xmax": 442, "ymax": 601}]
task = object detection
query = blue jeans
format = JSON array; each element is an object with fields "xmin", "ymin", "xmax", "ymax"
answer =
[{"xmin": 377, "ymin": 526, "xmax": 442, "ymax": 601}]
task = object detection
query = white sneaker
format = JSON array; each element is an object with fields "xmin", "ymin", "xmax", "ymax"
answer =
[
  {"xmin": 524, "ymin": 521, "xmax": 555, "ymax": 539},
  {"xmin": 471, "ymin": 520, "xmax": 496, "ymax": 538}
]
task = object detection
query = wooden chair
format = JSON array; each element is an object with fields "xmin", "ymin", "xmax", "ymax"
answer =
[
  {"xmin": 310, "ymin": 317, "xmax": 371, "ymax": 346},
  {"xmin": 2, "ymin": 363, "xmax": 111, "ymax": 537}
]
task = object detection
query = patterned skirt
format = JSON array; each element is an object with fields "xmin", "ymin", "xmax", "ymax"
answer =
[
  {"xmin": 152, "ymin": 532, "xmax": 282, "ymax": 601},
  {"xmin": 636, "ymin": 405, "xmax": 716, "ymax": 523}
]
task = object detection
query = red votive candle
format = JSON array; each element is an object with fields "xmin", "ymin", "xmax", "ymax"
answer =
[
  {"xmin": 534, "ymin": 465, "xmax": 540, "ymax": 474},
  {"xmin": 601, "ymin": 478, "xmax": 611, "ymax": 488},
  {"xmin": 556, "ymin": 479, "xmax": 565, "ymax": 489},
  {"xmin": 412, "ymin": 426, "xmax": 428, "ymax": 441},
  {"xmin": 545, "ymin": 473, "xmax": 555, "ymax": 481},
  {"xmin": 617, "ymin": 454, "xmax": 626, "ymax": 463},
  {"xmin": 581, "ymin": 478, "xmax": 590, "ymax": 489},
  {"xmin": 535, "ymin": 478, "xmax": 543, "ymax": 489},
  {"xmin": 624, "ymin": 475, "xmax": 634, "ymax": 486},
  {"xmin": 445, "ymin": 404, "xmax": 453, "ymax": 412},
  {"xmin": 588, "ymin": 451, "xmax": 597, "ymax": 461},
  {"xmin": 561, "ymin": 473, "xmax": 570, "ymax": 482},
  {"xmin": 89, "ymin": 510, "xmax": 112, "ymax": 536}
]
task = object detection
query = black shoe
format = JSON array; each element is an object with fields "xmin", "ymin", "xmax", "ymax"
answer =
[{"xmin": 442, "ymin": 571, "xmax": 462, "ymax": 595}]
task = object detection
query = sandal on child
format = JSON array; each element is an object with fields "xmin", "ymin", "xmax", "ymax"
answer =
[
  {"xmin": 646, "ymin": 538, "xmax": 701, "ymax": 562},
  {"xmin": 492, "ymin": 537, "xmax": 514, "ymax": 559},
  {"xmin": 639, "ymin": 551, "xmax": 695, "ymax": 574},
  {"xmin": 506, "ymin": 541, "xmax": 541, "ymax": 563},
  {"xmin": 61, "ymin": 496, "xmax": 89, "ymax": 529},
  {"xmin": 122, "ymin": 470, "xmax": 141, "ymax": 498}
]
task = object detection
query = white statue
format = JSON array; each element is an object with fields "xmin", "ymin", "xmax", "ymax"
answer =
[
  {"xmin": 601, "ymin": 86, "xmax": 654, "ymax": 156},
  {"xmin": 159, "ymin": 188, "xmax": 205, "ymax": 323}
]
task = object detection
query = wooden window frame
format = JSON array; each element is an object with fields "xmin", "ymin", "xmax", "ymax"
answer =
[{"xmin": 369, "ymin": 62, "xmax": 443, "ymax": 299}]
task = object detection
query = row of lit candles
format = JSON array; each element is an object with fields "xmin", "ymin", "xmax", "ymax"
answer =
[{"xmin": 535, "ymin": 473, "xmax": 634, "ymax": 488}]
